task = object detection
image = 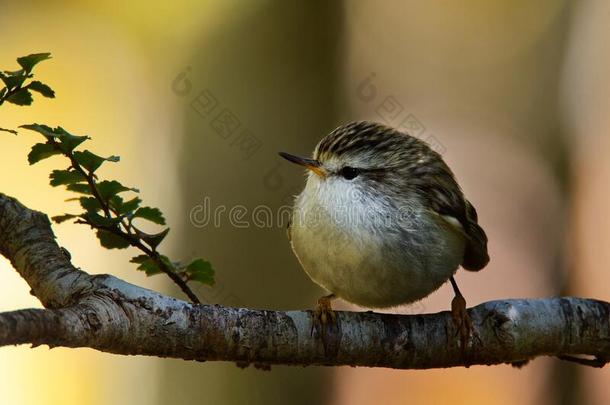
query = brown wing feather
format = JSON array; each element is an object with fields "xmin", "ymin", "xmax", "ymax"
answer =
[
  {"xmin": 412, "ymin": 159, "xmax": 489, "ymax": 271},
  {"xmin": 460, "ymin": 200, "xmax": 489, "ymax": 270}
]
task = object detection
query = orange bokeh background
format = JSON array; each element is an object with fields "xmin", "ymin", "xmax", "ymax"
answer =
[{"xmin": 1, "ymin": 1, "xmax": 609, "ymax": 404}]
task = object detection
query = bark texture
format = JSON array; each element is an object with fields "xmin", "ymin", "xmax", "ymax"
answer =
[{"xmin": 0, "ymin": 193, "xmax": 608, "ymax": 369}]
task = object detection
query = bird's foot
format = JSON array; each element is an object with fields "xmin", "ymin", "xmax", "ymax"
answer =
[
  {"xmin": 316, "ymin": 294, "xmax": 336, "ymax": 324},
  {"xmin": 451, "ymin": 293, "xmax": 479, "ymax": 347},
  {"xmin": 449, "ymin": 276, "xmax": 480, "ymax": 348},
  {"xmin": 310, "ymin": 294, "xmax": 337, "ymax": 338},
  {"xmin": 451, "ymin": 294, "xmax": 471, "ymax": 339}
]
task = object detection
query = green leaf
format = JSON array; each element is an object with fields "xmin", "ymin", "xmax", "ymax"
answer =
[
  {"xmin": 185, "ymin": 258, "xmax": 215, "ymax": 285},
  {"xmin": 136, "ymin": 227, "xmax": 169, "ymax": 250},
  {"xmin": 0, "ymin": 127, "xmax": 17, "ymax": 135},
  {"xmin": 6, "ymin": 88, "xmax": 33, "ymax": 105},
  {"xmin": 27, "ymin": 81, "xmax": 55, "ymax": 98},
  {"xmin": 28, "ymin": 142, "xmax": 61, "ymax": 164},
  {"xmin": 72, "ymin": 150, "xmax": 104, "ymax": 172},
  {"xmin": 96, "ymin": 229, "xmax": 130, "ymax": 249},
  {"xmin": 108, "ymin": 195, "xmax": 123, "ymax": 212},
  {"xmin": 20, "ymin": 123, "xmax": 56, "ymax": 139},
  {"xmin": 17, "ymin": 53, "xmax": 52, "ymax": 72},
  {"xmin": 97, "ymin": 180, "xmax": 137, "ymax": 200},
  {"xmin": 139, "ymin": 260, "xmax": 163, "ymax": 275},
  {"xmin": 0, "ymin": 70, "xmax": 26, "ymax": 89},
  {"xmin": 51, "ymin": 213, "xmax": 79, "ymax": 224},
  {"xmin": 149, "ymin": 260, "xmax": 165, "ymax": 275},
  {"xmin": 19, "ymin": 124, "xmax": 88, "ymax": 152},
  {"xmin": 130, "ymin": 255, "xmax": 168, "ymax": 276},
  {"xmin": 49, "ymin": 169, "xmax": 86, "ymax": 186},
  {"xmin": 133, "ymin": 206, "xmax": 166, "ymax": 225},
  {"xmin": 79, "ymin": 196, "xmax": 102, "ymax": 212},
  {"xmin": 130, "ymin": 254, "xmax": 149, "ymax": 264},
  {"xmin": 118, "ymin": 197, "xmax": 141, "ymax": 214},
  {"xmin": 21, "ymin": 124, "xmax": 88, "ymax": 152},
  {"xmin": 66, "ymin": 183, "xmax": 92, "ymax": 194},
  {"xmin": 73, "ymin": 150, "xmax": 118, "ymax": 172},
  {"xmin": 108, "ymin": 195, "xmax": 140, "ymax": 215},
  {"xmin": 86, "ymin": 211, "xmax": 119, "ymax": 228},
  {"xmin": 54, "ymin": 127, "xmax": 88, "ymax": 152}
]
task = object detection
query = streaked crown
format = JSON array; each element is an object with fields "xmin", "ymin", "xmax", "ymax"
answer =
[{"xmin": 314, "ymin": 121, "xmax": 439, "ymax": 171}]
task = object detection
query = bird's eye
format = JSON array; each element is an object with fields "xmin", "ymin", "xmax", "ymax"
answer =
[{"xmin": 340, "ymin": 166, "xmax": 360, "ymax": 180}]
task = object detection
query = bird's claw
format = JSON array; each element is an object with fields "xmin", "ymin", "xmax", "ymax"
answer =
[
  {"xmin": 310, "ymin": 294, "xmax": 337, "ymax": 338},
  {"xmin": 317, "ymin": 295, "xmax": 336, "ymax": 324},
  {"xmin": 451, "ymin": 294, "xmax": 479, "ymax": 346}
]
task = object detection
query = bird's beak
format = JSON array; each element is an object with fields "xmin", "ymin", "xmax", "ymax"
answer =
[{"xmin": 278, "ymin": 152, "xmax": 327, "ymax": 177}]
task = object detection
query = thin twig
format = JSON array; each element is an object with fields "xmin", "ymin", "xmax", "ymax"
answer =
[{"xmin": 61, "ymin": 140, "xmax": 201, "ymax": 304}]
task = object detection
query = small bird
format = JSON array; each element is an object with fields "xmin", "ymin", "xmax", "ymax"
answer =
[{"xmin": 279, "ymin": 121, "xmax": 489, "ymax": 338}]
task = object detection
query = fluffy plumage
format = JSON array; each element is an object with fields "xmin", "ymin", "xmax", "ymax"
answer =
[{"xmin": 287, "ymin": 121, "xmax": 489, "ymax": 308}]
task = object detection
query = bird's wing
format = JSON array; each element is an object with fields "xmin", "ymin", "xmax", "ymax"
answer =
[
  {"xmin": 414, "ymin": 163, "xmax": 489, "ymax": 271},
  {"xmin": 459, "ymin": 199, "xmax": 489, "ymax": 271}
]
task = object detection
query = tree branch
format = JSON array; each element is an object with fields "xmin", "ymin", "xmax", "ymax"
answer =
[{"xmin": 0, "ymin": 192, "xmax": 608, "ymax": 369}]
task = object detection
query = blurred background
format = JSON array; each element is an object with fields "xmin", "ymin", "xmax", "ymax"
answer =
[{"xmin": 0, "ymin": 0, "xmax": 609, "ymax": 404}]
